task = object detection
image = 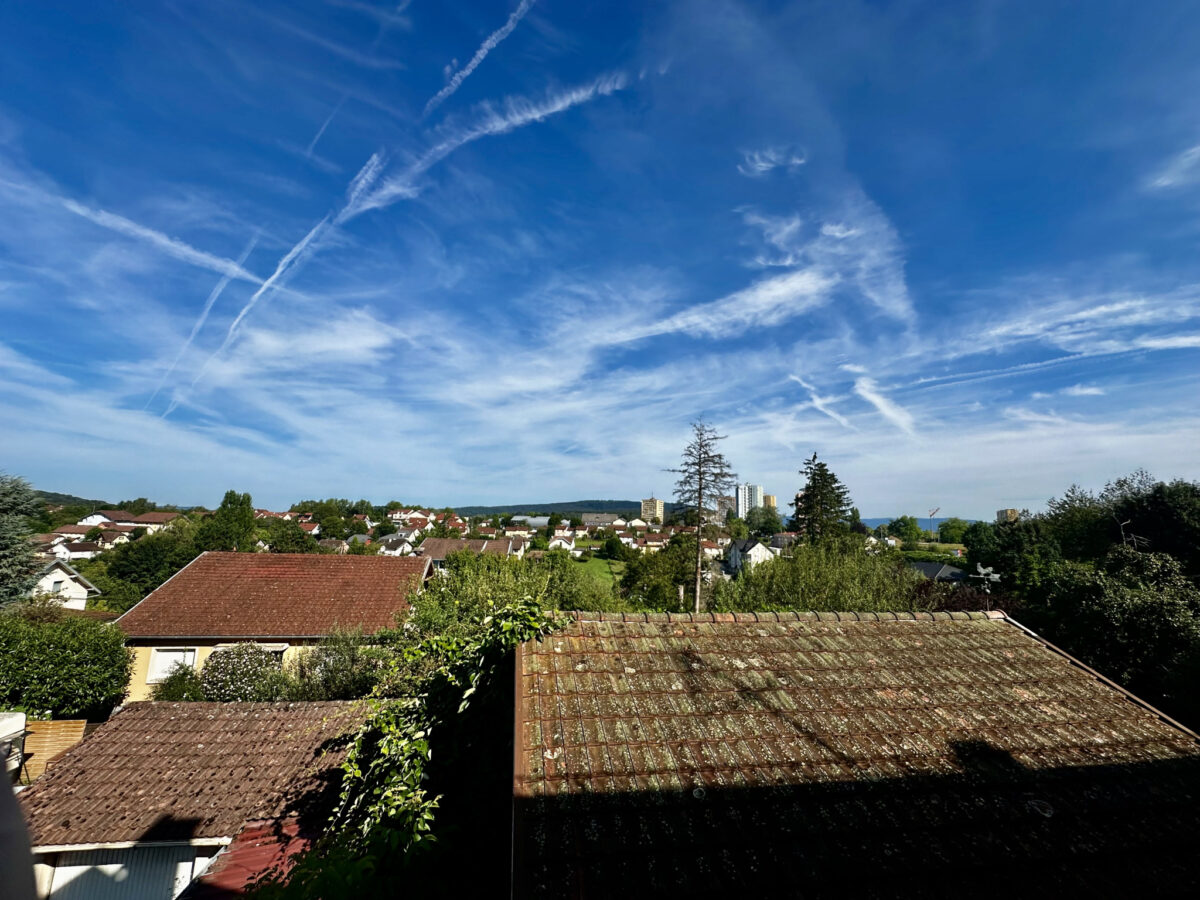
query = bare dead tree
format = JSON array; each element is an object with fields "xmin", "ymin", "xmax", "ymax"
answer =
[{"xmin": 666, "ymin": 420, "xmax": 736, "ymax": 613}]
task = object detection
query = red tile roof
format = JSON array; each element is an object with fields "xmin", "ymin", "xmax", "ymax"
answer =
[
  {"xmin": 513, "ymin": 611, "xmax": 1200, "ymax": 897},
  {"xmin": 298, "ymin": 522, "xmax": 319, "ymax": 532},
  {"xmin": 180, "ymin": 818, "xmax": 309, "ymax": 898},
  {"xmin": 117, "ymin": 552, "xmax": 430, "ymax": 638},
  {"xmin": 19, "ymin": 701, "xmax": 367, "ymax": 847},
  {"xmin": 133, "ymin": 511, "xmax": 182, "ymax": 524}
]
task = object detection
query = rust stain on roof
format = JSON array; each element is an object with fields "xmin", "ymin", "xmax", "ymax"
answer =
[{"xmin": 512, "ymin": 611, "xmax": 1200, "ymax": 897}]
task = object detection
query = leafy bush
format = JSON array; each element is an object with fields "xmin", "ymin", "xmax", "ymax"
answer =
[
  {"xmin": 711, "ymin": 538, "xmax": 930, "ymax": 613},
  {"xmin": 0, "ymin": 611, "xmax": 132, "ymax": 719},
  {"xmin": 151, "ymin": 662, "xmax": 205, "ymax": 701},
  {"xmin": 1023, "ymin": 547, "xmax": 1200, "ymax": 724},
  {"xmin": 200, "ymin": 643, "xmax": 286, "ymax": 701},
  {"xmin": 285, "ymin": 628, "xmax": 389, "ymax": 701},
  {"xmin": 260, "ymin": 600, "xmax": 565, "ymax": 898}
]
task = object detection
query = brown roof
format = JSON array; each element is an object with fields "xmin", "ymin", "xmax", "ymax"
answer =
[
  {"xmin": 117, "ymin": 552, "xmax": 431, "ymax": 638},
  {"xmin": 416, "ymin": 538, "xmax": 513, "ymax": 559},
  {"xmin": 63, "ymin": 541, "xmax": 100, "ymax": 552},
  {"xmin": 20, "ymin": 701, "xmax": 367, "ymax": 848},
  {"xmin": 513, "ymin": 611, "xmax": 1200, "ymax": 897},
  {"xmin": 132, "ymin": 511, "xmax": 181, "ymax": 524},
  {"xmin": 53, "ymin": 525, "xmax": 90, "ymax": 535}
]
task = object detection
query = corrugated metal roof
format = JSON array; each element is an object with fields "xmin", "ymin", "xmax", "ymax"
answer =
[{"xmin": 512, "ymin": 611, "xmax": 1200, "ymax": 897}]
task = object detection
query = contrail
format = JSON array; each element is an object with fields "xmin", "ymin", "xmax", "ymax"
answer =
[
  {"xmin": 424, "ymin": 0, "xmax": 537, "ymax": 117},
  {"xmin": 146, "ymin": 232, "xmax": 260, "ymax": 410},
  {"xmin": 166, "ymin": 152, "xmax": 387, "ymax": 416}
]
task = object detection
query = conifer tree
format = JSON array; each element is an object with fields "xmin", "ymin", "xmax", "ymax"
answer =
[
  {"xmin": 790, "ymin": 453, "xmax": 852, "ymax": 543},
  {"xmin": 667, "ymin": 421, "xmax": 736, "ymax": 611}
]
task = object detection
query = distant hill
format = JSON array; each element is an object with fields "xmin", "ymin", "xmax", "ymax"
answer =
[
  {"xmin": 37, "ymin": 490, "xmax": 110, "ymax": 508},
  {"xmin": 455, "ymin": 500, "xmax": 682, "ymax": 517}
]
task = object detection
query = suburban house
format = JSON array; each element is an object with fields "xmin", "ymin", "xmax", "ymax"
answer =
[
  {"xmin": 375, "ymin": 533, "xmax": 415, "ymax": 557},
  {"xmin": 700, "ymin": 539, "xmax": 721, "ymax": 559},
  {"xmin": 503, "ymin": 523, "xmax": 532, "ymax": 538},
  {"xmin": 910, "ymin": 561, "xmax": 967, "ymax": 582},
  {"xmin": 76, "ymin": 510, "xmax": 181, "ymax": 534},
  {"xmin": 30, "ymin": 560, "xmax": 99, "ymax": 608},
  {"xmin": 316, "ymin": 538, "xmax": 349, "ymax": 554},
  {"xmin": 19, "ymin": 701, "xmax": 368, "ymax": 899},
  {"xmin": 547, "ymin": 536, "xmax": 576, "ymax": 554},
  {"xmin": 51, "ymin": 541, "xmax": 100, "ymax": 561},
  {"xmin": 580, "ymin": 513, "xmax": 619, "ymax": 529},
  {"xmin": 510, "ymin": 611, "xmax": 1200, "ymax": 896},
  {"xmin": 727, "ymin": 538, "xmax": 773, "ymax": 572},
  {"xmin": 297, "ymin": 522, "xmax": 320, "ymax": 536},
  {"xmin": 116, "ymin": 552, "xmax": 432, "ymax": 701},
  {"xmin": 415, "ymin": 538, "xmax": 523, "ymax": 568}
]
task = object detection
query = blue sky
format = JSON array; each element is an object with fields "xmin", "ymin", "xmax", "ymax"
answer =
[{"xmin": 1, "ymin": 0, "xmax": 1198, "ymax": 516}]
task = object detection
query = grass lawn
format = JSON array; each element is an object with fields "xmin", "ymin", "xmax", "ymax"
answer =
[{"xmin": 575, "ymin": 554, "xmax": 625, "ymax": 588}]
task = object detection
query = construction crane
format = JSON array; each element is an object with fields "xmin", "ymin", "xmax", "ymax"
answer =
[{"xmin": 927, "ymin": 506, "xmax": 940, "ymax": 540}]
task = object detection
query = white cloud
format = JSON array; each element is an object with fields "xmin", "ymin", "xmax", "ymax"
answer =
[
  {"xmin": 424, "ymin": 0, "xmax": 537, "ymax": 116},
  {"xmin": 353, "ymin": 72, "xmax": 630, "ymax": 217},
  {"xmin": 1063, "ymin": 384, "xmax": 1105, "ymax": 396},
  {"xmin": 854, "ymin": 377, "xmax": 916, "ymax": 435},
  {"xmin": 737, "ymin": 146, "xmax": 806, "ymax": 177},
  {"xmin": 790, "ymin": 376, "xmax": 854, "ymax": 429},
  {"xmin": 1149, "ymin": 144, "xmax": 1200, "ymax": 189}
]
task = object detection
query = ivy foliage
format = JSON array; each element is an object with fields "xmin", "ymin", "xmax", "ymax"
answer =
[{"xmin": 259, "ymin": 599, "xmax": 565, "ymax": 897}]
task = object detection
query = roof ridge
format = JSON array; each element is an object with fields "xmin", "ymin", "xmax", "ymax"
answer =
[{"xmin": 568, "ymin": 610, "xmax": 1008, "ymax": 623}]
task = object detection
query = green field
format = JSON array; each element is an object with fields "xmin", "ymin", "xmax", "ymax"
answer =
[{"xmin": 575, "ymin": 555, "xmax": 625, "ymax": 588}]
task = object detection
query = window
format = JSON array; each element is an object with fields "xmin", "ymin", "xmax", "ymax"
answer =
[
  {"xmin": 51, "ymin": 580, "xmax": 64, "ymax": 595},
  {"xmin": 148, "ymin": 648, "xmax": 197, "ymax": 683}
]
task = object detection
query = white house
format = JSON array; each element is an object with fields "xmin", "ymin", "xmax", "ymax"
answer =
[
  {"xmin": 627, "ymin": 518, "xmax": 648, "ymax": 530},
  {"xmin": 728, "ymin": 539, "xmax": 773, "ymax": 573},
  {"xmin": 31, "ymin": 560, "xmax": 99, "ymax": 609},
  {"xmin": 548, "ymin": 536, "xmax": 576, "ymax": 554}
]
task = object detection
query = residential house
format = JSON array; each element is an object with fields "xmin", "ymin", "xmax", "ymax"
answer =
[
  {"xmin": 580, "ymin": 513, "xmax": 619, "ymax": 529},
  {"xmin": 76, "ymin": 509, "xmax": 133, "ymax": 528},
  {"xmin": 626, "ymin": 517, "xmax": 648, "ymax": 530},
  {"xmin": 130, "ymin": 512, "xmax": 181, "ymax": 533},
  {"xmin": 375, "ymin": 533, "xmax": 414, "ymax": 557},
  {"xmin": 547, "ymin": 536, "xmax": 576, "ymax": 555},
  {"xmin": 728, "ymin": 538, "xmax": 773, "ymax": 572},
  {"xmin": 76, "ymin": 510, "xmax": 180, "ymax": 534},
  {"xmin": 700, "ymin": 540, "xmax": 721, "ymax": 559},
  {"xmin": 351, "ymin": 513, "xmax": 377, "ymax": 529},
  {"xmin": 51, "ymin": 525, "xmax": 91, "ymax": 540},
  {"xmin": 475, "ymin": 526, "xmax": 498, "ymax": 538},
  {"xmin": 116, "ymin": 552, "xmax": 431, "ymax": 701},
  {"xmin": 504, "ymin": 523, "xmax": 532, "ymax": 539},
  {"xmin": 415, "ymin": 538, "xmax": 519, "ymax": 569},
  {"xmin": 769, "ymin": 532, "xmax": 800, "ymax": 552},
  {"xmin": 95, "ymin": 530, "xmax": 130, "ymax": 550},
  {"xmin": 19, "ymin": 701, "xmax": 368, "ymax": 899},
  {"xmin": 52, "ymin": 541, "xmax": 100, "ymax": 561},
  {"xmin": 317, "ymin": 538, "xmax": 349, "ymax": 554},
  {"xmin": 909, "ymin": 561, "xmax": 966, "ymax": 583},
  {"xmin": 297, "ymin": 522, "xmax": 321, "ymax": 537},
  {"xmin": 511, "ymin": 611, "xmax": 1200, "ymax": 896},
  {"xmin": 30, "ymin": 560, "xmax": 99, "ymax": 609}
]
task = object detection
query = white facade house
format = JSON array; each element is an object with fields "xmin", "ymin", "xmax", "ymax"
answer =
[
  {"xmin": 728, "ymin": 539, "xmax": 773, "ymax": 573},
  {"xmin": 32, "ymin": 560, "xmax": 100, "ymax": 609}
]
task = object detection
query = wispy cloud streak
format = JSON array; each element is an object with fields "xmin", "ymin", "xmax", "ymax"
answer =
[
  {"xmin": 423, "ymin": 0, "xmax": 536, "ymax": 117},
  {"xmin": 790, "ymin": 376, "xmax": 854, "ymax": 429},
  {"xmin": 172, "ymin": 152, "xmax": 388, "ymax": 415},
  {"xmin": 353, "ymin": 72, "xmax": 628, "ymax": 217},
  {"xmin": 854, "ymin": 377, "xmax": 915, "ymax": 435},
  {"xmin": 59, "ymin": 198, "xmax": 261, "ymax": 284},
  {"xmin": 147, "ymin": 232, "xmax": 259, "ymax": 409}
]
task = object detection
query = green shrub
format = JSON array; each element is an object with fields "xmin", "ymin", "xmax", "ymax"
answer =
[
  {"xmin": 285, "ymin": 629, "xmax": 389, "ymax": 701},
  {"xmin": 200, "ymin": 643, "xmax": 286, "ymax": 701},
  {"xmin": 711, "ymin": 538, "xmax": 930, "ymax": 613},
  {"xmin": 0, "ymin": 612, "xmax": 132, "ymax": 719},
  {"xmin": 150, "ymin": 662, "xmax": 205, "ymax": 701}
]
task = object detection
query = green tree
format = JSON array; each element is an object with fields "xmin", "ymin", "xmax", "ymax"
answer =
[
  {"xmin": 847, "ymin": 507, "xmax": 869, "ymax": 535},
  {"xmin": 105, "ymin": 519, "xmax": 199, "ymax": 599},
  {"xmin": 745, "ymin": 506, "xmax": 783, "ymax": 538},
  {"xmin": 1026, "ymin": 548, "xmax": 1200, "ymax": 724},
  {"xmin": 83, "ymin": 526, "xmax": 104, "ymax": 542},
  {"xmin": 0, "ymin": 473, "xmax": 43, "ymax": 604},
  {"xmin": 667, "ymin": 421, "xmax": 737, "ymax": 612},
  {"xmin": 116, "ymin": 498, "xmax": 156, "ymax": 516},
  {"xmin": 374, "ymin": 519, "xmax": 398, "ymax": 538},
  {"xmin": 0, "ymin": 608, "xmax": 132, "ymax": 718},
  {"xmin": 887, "ymin": 515, "xmax": 924, "ymax": 543},
  {"xmin": 1044, "ymin": 485, "xmax": 1112, "ymax": 560},
  {"xmin": 197, "ymin": 490, "xmax": 256, "ymax": 551},
  {"xmin": 285, "ymin": 628, "xmax": 389, "ymax": 701},
  {"xmin": 725, "ymin": 516, "xmax": 749, "ymax": 541},
  {"xmin": 266, "ymin": 518, "xmax": 319, "ymax": 553},
  {"xmin": 619, "ymin": 535, "xmax": 699, "ymax": 611},
  {"xmin": 936, "ymin": 517, "xmax": 970, "ymax": 544},
  {"xmin": 790, "ymin": 453, "xmax": 852, "ymax": 543},
  {"xmin": 711, "ymin": 537, "xmax": 927, "ymax": 614},
  {"xmin": 150, "ymin": 662, "xmax": 205, "ymax": 701}
]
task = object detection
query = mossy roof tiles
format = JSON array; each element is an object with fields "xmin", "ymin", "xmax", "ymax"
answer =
[{"xmin": 512, "ymin": 612, "xmax": 1200, "ymax": 898}]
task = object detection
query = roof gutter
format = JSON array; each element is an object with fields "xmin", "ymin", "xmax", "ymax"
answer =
[{"xmin": 33, "ymin": 837, "xmax": 231, "ymax": 854}]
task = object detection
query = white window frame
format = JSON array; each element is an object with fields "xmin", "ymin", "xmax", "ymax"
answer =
[{"xmin": 147, "ymin": 648, "xmax": 198, "ymax": 683}]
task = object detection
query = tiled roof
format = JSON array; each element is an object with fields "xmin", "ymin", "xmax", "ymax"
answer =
[
  {"xmin": 20, "ymin": 701, "xmax": 367, "ymax": 848},
  {"xmin": 117, "ymin": 552, "xmax": 430, "ymax": 638},
  {"xmin": 416, "ymin": 538, "xmax": 515, "ymax": 559},
  {"xmin": 513, "ymin": 612, "xmax": 1200, "ymax": 897},
  {"xmin": 132, "ymin": 511, "xmax": 181, "ymax": 524}
]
